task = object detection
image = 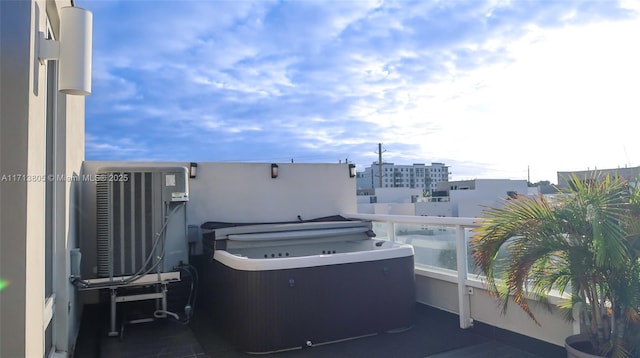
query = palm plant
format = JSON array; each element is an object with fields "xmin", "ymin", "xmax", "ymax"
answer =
[{"xmin": 471, "ymin": 174, "xmax": 640, "ymax": 357}]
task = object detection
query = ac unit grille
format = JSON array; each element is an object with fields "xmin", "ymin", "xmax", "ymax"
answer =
[{"xmin": 96, "ymin": 171, "xmax": 157, "ymax": 278}]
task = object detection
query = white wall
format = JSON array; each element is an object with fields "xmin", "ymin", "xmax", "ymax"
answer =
[
  {"xmin": 357, "ymin": 203, "xmax": 375, "ymax": 213},
  {"xmin": 1, "ymin": 1, "xmax": 82, "ymax": 356},
  {"xmin": 187, "ymin": 162, "xmax": 356, "ymax": 225},
  {"xmin": 415, "ymin": 274, "xmax": 573, "ymax": 347},
  {"xmin": 359, "ymin": 181, "xmax": 527, "ymax": 218},
  {"xmin": 374, "ymin": 203, "xmax": 415, "ymax": 215},
  {"xmin": 468, "ymin": 285, "xmax": 573, "ymax": 346},
  {"xmin": 357, "ymin": 188, "xmax": 423, "ymax": 215},
  {"xmin": 450, "ymin": 179, "xmax": 528, "ymax": 217},
  {"xmin": 60, "ymin": 90, "xmax": 86, "ymax": 354},
  {"xmin": 357, "ymin": 203, "xmax": 416, "ymax": 215},
  {"xmin": 0, "ymin": 3, "xmax": 35, "ymax": 354},
  {"xmin": 79, "ymin": 161, "xmax": 357, "ymax": 279},
  {"xmin": 415, "ymin": 201, "xmax": 453, "ymax": 217},
  {"xmin": 374, "ymin": 187, "xmax": 423, "ymax": 203}
]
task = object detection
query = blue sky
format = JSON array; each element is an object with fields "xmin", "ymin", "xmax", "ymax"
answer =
[{"xmin": 78, "ymin": 0, "xmax": 640, "ymax": 183}]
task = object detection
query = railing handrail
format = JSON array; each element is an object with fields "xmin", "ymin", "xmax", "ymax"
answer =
[{"xmin": 343, "ymin": 212, "xmax": 483, "ymax": 227}]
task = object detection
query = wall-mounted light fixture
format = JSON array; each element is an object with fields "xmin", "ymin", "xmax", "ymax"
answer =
[
  {"xmin": 348, "ymin": 164, "xmax": 356, "ymax": 178},
  {"xmin": 38, "ymin": 6, "xmax": 93, "ymax": 95},
  {"xmin": 271, "ymin": 164, "xmax": 279, "ymax": 179},
  {"xmin": 189, "ymin": 162, "xmax": 198, "ymax": 179}
]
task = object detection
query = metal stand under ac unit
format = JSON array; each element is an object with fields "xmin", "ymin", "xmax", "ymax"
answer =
[{"xmin": 79, "ymin": 272, "xmax": 180, "ymax": 336}]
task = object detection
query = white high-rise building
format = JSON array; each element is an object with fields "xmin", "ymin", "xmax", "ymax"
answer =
[{"xmin": 356, "ymin": 162, "xmax": 450, "ymax": 193}]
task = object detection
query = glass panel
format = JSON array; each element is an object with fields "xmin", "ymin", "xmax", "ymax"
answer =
[
  {"xmin": 371, "ymin": 222, "xmax": 388, "ymax": 240},
  {"xmin": 466, "ymin": 231, "xmax": 512, "ymax": 281},
  {"xmin": 465, "ymin": 227, "xmax": 481, "ymax": 278},
  {"xmin": 394, "ymin": 223, "xmax": 458, "ymax": 271}
]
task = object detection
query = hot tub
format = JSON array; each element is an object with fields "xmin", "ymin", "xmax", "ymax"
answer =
[{"xmin": 201, "ymin": 218, "xmax": 415, "ymax": 354}]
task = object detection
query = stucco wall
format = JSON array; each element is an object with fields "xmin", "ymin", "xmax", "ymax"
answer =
[
  {"xmin": 1, "ymin": 2, "xmax": 34, "ymax": 357},
  {"xmin": 1, "ymin": 1, "xmax": 83, "ymax": 356},
  {"xmin": 357, "ymin": 202, "xmax": 416, "ymax": 215},
  {"xmin": 60, "ymin": 91, "xmax": 86, "ymax": 353},
  {"xmin": 468, "ymin": 285, "xmax": 573, "ymax": 346},
  {"xmin": 415, "ymin": 274, "xmax": 573, "ymax": 347},
  {"xmin": 414, "ymin": 201, "xmax": 453, "ymax": 217},
  {"xmin": 451, "ymin": 179, "xmax": 528, "ymax": 217},
  {"xmin": 374, "ymin": 187, "xmax": 423, "ymax": 203},
  {"xmin": 78, "ymin": 161, "xmax": 357, "ymax": 279}
]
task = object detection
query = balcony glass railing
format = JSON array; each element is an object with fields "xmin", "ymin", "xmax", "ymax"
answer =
[
  {"xmin": 346, "ymin": 213, "xmax": 481, "ymax": 328},
  {"xmin": 347, "ymin": 213, "xmax": 575, "ymax": 344},
  {"xmin": 353, "ymin": 214, "xmax": 479, "ymax": 270}
]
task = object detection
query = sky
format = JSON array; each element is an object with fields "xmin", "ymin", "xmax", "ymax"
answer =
[{"xmin": 78, "ymin": 0, "xmax": 640, "ymax": 184}]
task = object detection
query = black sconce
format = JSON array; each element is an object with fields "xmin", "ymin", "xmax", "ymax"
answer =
[
  {"xmin": 189, "ymin": 162, "xmax": 198, "ymax": 178},
  {"xmin": 348, "ymin": 163, "xmax": 356, "ymax": 178},
  {"xmin": 271, "ymin": 163, "xmax": 279, "ymax": 178}
]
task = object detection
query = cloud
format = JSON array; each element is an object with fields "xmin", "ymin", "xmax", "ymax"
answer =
[{"xmin": 79, "ymin": 0, "xmax": 639, "ymax": 183}]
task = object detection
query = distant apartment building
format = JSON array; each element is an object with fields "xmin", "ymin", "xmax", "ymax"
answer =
[
  {"xmin": 557, "ymin": 166, "xmax": 640, "ymax": 188},
  {"xmin": 357, "ymin": 187, "xmax": 425, "ymax": 215},
  {"xmin": 356, "ymin": 162, "xmax": 449, "ymax": 193},
  {"xmin": 433, "ymin": 179, "xmax": 532, "ymax": 217},
  {"xmin": 357, "ymin": 179, "xmax": 530, "ymax": 218}
]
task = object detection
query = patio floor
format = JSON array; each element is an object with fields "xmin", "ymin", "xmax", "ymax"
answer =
[{"xmin": 74, "ymin": 301, "xmax": 564, "ymax": 358}]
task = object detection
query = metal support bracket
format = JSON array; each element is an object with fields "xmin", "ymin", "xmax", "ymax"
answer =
[
  {"xmin": 38, "ymin": 32, "xmax": 60, "ymax": 65},
  {"xmin": 103, "ymin": 273, "xmax": 179, "ymax": 337}
]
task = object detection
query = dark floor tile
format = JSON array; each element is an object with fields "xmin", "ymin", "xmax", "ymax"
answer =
[{"xmin": 76, "ymin": 301, "xmax": 563, "ymax": 358}]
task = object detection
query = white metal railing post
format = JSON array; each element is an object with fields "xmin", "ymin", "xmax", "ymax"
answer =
[
  {"xmin": 455, "ymin": 224, "xmax": 473, "ymax": 328},
  {"xmin": 387, "ymin": 221, "xmax": 396, "ymax": 242}
]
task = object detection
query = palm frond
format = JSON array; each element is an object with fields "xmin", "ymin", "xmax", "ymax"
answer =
[{"xmin": 471, "ymin": 172, "xmax": 640, "ymax": 355}]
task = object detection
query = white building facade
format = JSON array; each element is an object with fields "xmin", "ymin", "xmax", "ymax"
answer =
[
  {"xmin": 557, "ymin": 166, "xmax": 640, "ymax": 189},
  {"xmin": 439, "ymin": 179, "xmax": 531, "ymax": 217},
  {"xmin": 357, "ymin": 162, "xmax": 450, "ymax": 193},
  {"xmin": 1, "ymin": 1, "xmax": 89, "ymax": 356},
  {"xmin": 357, "ymin": 187, "xmax": 424, "ymax": 215},
  {"xmin": 357, "ymin": 179, "xmax": 531, "ymax": 218}
]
